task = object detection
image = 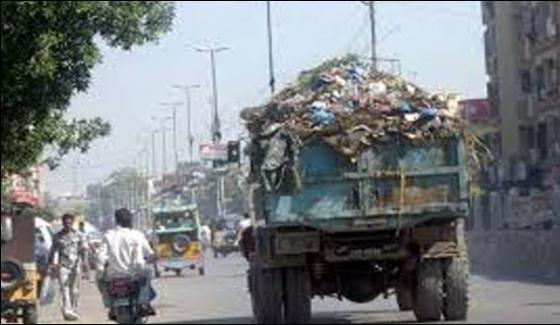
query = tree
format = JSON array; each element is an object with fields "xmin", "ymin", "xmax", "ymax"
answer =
[{"xmin": 1, "ymin": 1, "xmax": 176, "ymax": 176}]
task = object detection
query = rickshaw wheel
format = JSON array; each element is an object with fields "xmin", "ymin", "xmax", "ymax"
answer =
[{"xmin": 23, "ymin": 304, "xmax": 38, "ymax": 324}]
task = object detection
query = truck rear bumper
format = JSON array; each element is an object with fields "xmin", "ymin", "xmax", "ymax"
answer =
[{"xmin": 256, "ymin": 217, "xmax": 466, "ymax": 267}]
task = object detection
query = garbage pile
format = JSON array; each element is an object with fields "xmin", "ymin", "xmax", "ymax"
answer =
[
  {"xmin": 241, "ymin": 56, "xmax": 487, "ymax": 191},
  {"xmin": 243, "ymin": 56, "xmax": 466, "ymax": 152}
]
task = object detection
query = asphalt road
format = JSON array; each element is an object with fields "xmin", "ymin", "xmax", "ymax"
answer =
[{"xmin": 39, "ymin": 254, "xmax": 560, "ymax": 324}]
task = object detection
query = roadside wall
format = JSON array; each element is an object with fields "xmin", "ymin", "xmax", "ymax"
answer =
[{"xmin": 468, "ymin": 230, "xmax": 560, "ymax": 281}]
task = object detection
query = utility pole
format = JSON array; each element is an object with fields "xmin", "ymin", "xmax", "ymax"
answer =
[
  {"xmin": 72, "ymin": 156, "xmax": 81, "ymax": 196},
  {"xmin": 172, "ymin": 107, "xmax": 178, "ymax": 172},
  {"xmin": 193, "ymin": 44, "xmax": 230, "ymax": 219},
  {"xmin": 148, "ymin": 129, "xmax": 159, "ymax": 230},
  {"xmin": 173, "ymin": 84, "xmax": 201, "ymax": 163},
  {"xmin": 151, "ymin": 130, "xmax": 158, "ymax": 178},
  {"xmin": 266, "ymin": 1, "xmax": 276, "ymax": 96},
  {"xmin": 193, "ymin": 45, "xmax": 229, "ymax": 144},
  {"xmin": 144, "ymin": 142, "xmax": 150, "ymax": 178},
  {"xmin": 159, "ymin": 103, "xmax": 182, "ymax": 175},
  {"xmin": 161, "ymin": 119, "xmax": 168, "ymax": 176},
  {"xmin": 362, "ymin": 1, "xmax": 377, "ymax": 73},
  {"xmin": 97, "ymin": 186, "xmax": 102, "ymax": 231},
  {"xmin": 132, "ymin": 157, "xmax": 138, "ymax": 213}
]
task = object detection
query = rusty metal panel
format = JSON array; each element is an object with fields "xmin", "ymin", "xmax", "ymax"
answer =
[{"xmin": 265, "ymin": 138, "xmax": 469, "ymax": 230}]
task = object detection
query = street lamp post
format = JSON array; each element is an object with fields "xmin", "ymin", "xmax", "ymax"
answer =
[
  {"xmin": 172, "ymin": 84, "xmax": 201, "ymax": 163},
  {"xmin": 192, "ymin": 43, "xmax": 230, "ymax": 219},
  {"xmin": 159, "ymin": 103, "xmax": 182, "ymax": 175},
  {"xmin": 192, "ymin": 44, "xmax": 229, "ymax": 144}
]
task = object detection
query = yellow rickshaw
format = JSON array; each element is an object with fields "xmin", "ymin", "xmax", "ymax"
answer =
[
  {"xmin": 1, "ymin": 200, "xmax": 41, "ymax": 324},
  {"xmin": 152, "ymin": 204, "xmax": 205, "ymax": 277}
]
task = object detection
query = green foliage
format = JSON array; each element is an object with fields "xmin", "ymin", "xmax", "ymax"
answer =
[{"xmin": 1, "ymin": 1, "xmax": 176, "ymax": 176}]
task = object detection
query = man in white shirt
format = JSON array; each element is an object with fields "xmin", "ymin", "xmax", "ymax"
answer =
[
  {"xmin": 237, "ymin": 213, "xmax": 254, "ymax": 260},
  {"xmin": 238, "ymin": 213, "xmax": 252, "ymax": 232},
  {"xmin": 97, "ymin": 208, "xmax": 156, "ymax": 317},
  {"xmin": 199, "ymin": 224, "xmax": 212, "ymax": 252}
]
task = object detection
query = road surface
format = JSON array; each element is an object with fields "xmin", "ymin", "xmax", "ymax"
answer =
[{"xmin": 39, "ymin": 254, "xmax": 560, "ymax": 324}]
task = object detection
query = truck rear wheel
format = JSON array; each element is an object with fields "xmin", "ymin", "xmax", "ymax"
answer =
[
  {"xmin": 396, "ymin": 277, "xmax": 413, "ymax": 311},
  {"xmin": 443, "ymin": 257, "xmax": 469, "ymax": 321},
  {"xmin": 413, "ymin": 259, "xmax": 443, "ymax": 322},
  {"xmin": 284, "ymin": 268, "xmax": 311, "ymax": 324},
  {"xmin": 250, "ymin": 266, "xmax": 283, "ymax": 324}
]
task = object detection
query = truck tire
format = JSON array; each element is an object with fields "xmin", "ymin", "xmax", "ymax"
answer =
[
  {"xmin": 250, "ymin": 266, "xmax": 283, "ymax": 324},
  {"xmin": 396, "ymin": 278, "xmax": 413, "ymax": 311},
  {"xmin": 443, "ymin": 257, "xmax": 469, "ymax": 321},
  {"xmin": 284, "ymin": 268, "xmax": 312, "ymax": 324},
  {"xmin": 413, "ymin": 260, "xmax": 443, "ymax": 322}
]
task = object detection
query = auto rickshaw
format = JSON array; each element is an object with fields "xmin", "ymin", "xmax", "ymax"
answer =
[
  {"xmin": 152, "ymin": 204, "xmax": 205, "ymax": 277},
  {"xmin": 1, "ymin": 200, "xmax": 41, "ymax": 324},
  {"xmin": 211, "ymin": 219, "xmax": 240, "ymax": 258}
]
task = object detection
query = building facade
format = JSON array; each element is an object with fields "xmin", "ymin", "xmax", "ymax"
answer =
[
  {"xmin": 480, "ymin": 1, "xmax": 559, "ymax": 230},
  {"xmin": 483, "ymin": 1, "xmax": 559, "ymax": 179}
]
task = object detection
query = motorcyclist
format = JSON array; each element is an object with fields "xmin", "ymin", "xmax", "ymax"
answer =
[{"xmin": 96, "ymin": 208, "xmax": 157, "ymax": 320}]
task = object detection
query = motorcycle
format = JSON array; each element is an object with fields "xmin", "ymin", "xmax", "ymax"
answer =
[{"xmin": 106, "ymin": 277, "xmax": 153, "ymax": 324}]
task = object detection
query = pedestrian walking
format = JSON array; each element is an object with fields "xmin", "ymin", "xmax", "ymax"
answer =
[{"xmin": 48, "ymin": 213, "xmax": 85, "ymax": 321}]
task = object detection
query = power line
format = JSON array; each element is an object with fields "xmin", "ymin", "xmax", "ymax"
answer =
[{"xmin": 340, "ymin": 5, "xmax": 371, "ymax": 55}]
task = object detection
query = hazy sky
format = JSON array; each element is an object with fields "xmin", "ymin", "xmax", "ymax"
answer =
[{"xmin": 45, "ymin": 1, "xmax": 486, "ymax": 196}]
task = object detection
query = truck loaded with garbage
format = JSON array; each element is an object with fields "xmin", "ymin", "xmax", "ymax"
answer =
[{"xmin": 240, "ymin": 56, "xmax": 488, "ymax": 324}]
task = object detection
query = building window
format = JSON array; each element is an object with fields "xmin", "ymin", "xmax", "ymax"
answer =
[
  {"xmin": 551, "ymin": 116, "xmax": 560, "ymax": 143},
  {"xmin": 536, "ymin": 65, "xmax": 545, "ymax": 101},
  {"xmin": 537, "ymin": 122, "xmax": 548, "ymax": 160},
  {"xmin": 519, "ymin": 126, "xmax": 536, "ymax": 155},
  {"xmin": 535, "ymin": 2, "xmax": 551, "ymax": 42},
  {"xmin": 545, "ymin": 58, "xmax": 556, "ymax": 94},
  {"xmin": 521, "ymin": 70, "xmax": 532, "ymax": 94},
  {"xmin": 557, "ymin": 53, "xmax": 560, "ymax": 90},
  {"xmin": 548, "ymin": 57, "xmax": 558, "ymax": 92},
  {"xmin": 488, "ymin": 82, "xmax": 500, "ymax": 114}
]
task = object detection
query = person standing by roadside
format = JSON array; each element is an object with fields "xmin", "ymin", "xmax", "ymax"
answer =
[
  {"xmin": 48, "ymin": 213, "xmax": 85, "ymax": 321},
  {"xmin": 78, "ymin": 221, "xmax": 91, "ymax": 280}
]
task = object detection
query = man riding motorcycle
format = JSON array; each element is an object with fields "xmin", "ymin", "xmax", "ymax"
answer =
[{"xmin": 96, "ymin": 209, "xmax": 157, "ymax": 323}]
